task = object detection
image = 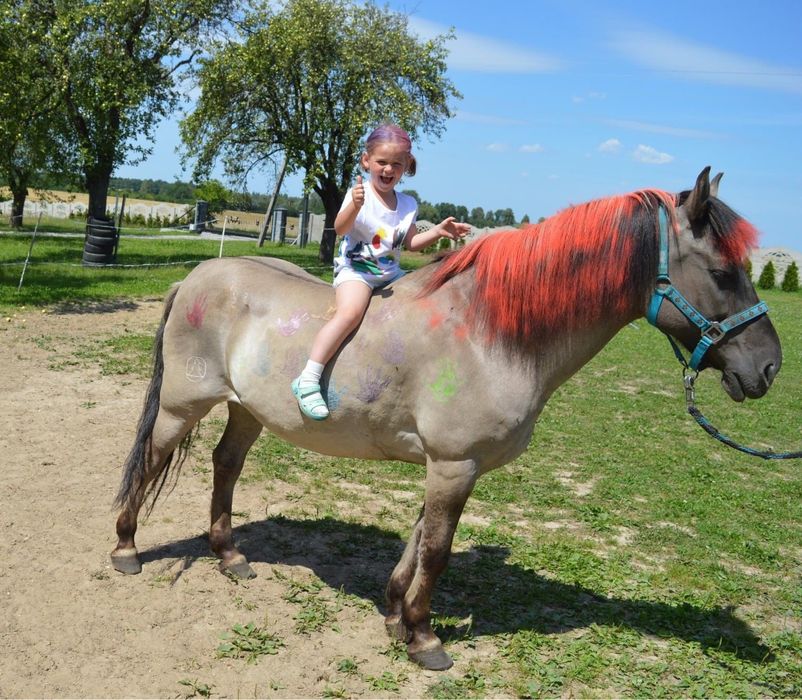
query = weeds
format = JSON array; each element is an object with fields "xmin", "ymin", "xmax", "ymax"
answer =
[{"xmin": 216, "ymin": 622, "xmax": 284, "ymax": 663}]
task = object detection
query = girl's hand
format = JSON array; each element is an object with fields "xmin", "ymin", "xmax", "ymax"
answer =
[
  {"xmin": 439, "ymin": 216, "xmax": 471, "ymax": 240},
  {"xmin": 352, "ymin": 175, "xmax": 365, "ymax": 210}
]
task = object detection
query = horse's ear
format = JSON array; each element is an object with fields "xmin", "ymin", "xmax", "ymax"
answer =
[
  {"xmin": 685, "ymin": 166, "xmax": 712, "ymax": 223},
  {"xmin": 710, "ymin": 171, "xmax": 723, "ymax": 198}
]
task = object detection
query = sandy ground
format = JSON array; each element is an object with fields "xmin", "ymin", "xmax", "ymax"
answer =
[{"xmin": 0, "ymin": 299, "xmax": 462, "ymax": 699}]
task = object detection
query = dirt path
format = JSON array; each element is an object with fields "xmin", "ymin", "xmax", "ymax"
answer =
[{"xmin": 0, "ymin": 300, "xmax": 456, "ymax": 699}]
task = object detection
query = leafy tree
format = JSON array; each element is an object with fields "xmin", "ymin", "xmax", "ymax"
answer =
[
  {"xmin": 469, "ymin": 207, "xmax": 485, "ymax": 227},
  {"xmin": 781, "ymin": 261, "xmax": 799, "ymax": 292},
  {"xmin": 744, "ymin": 257, "xmax": 753, "ymax": 281},
  {"xmin": 0, "ymin": 2, "xmax": 73, "ymax": 226},
  {"xmin": 194, "ymin": 180, "xmax": 230, "ymax": 214},
  {"xmin": 23, "ymin": 0, "xmax": 238, "ymax": 220},
  {"xmin": 757, "ymin": 260, "xmax": 776, "ymax": 290},
  {"xmin": 180, "ymin": 0, "xmax": 461, "ymax": 262},
  {"xmin": 495, "ymin": 208, "xmax": 516, "ymax": 226}
]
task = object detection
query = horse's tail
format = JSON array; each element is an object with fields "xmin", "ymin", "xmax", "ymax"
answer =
[{"xmin": 114, "ymin": 283, "xmax": 196, "ymax": 513}]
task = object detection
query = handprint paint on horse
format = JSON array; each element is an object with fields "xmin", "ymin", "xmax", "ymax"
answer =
[{"xmin": 112, "ymin": 168, "xmax": 781, "ymax": 670}]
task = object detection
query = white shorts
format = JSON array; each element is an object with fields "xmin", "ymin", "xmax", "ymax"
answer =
[{"xmin": 333, "ymin": 266, "xmax": 405, "ymax": 290}]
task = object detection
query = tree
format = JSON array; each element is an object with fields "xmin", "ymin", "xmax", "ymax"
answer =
[
  {"xmin": 194, "ymin": 180, "xmax": 230, "ymax": 214},
  {"xmin": 23, "ymin": 0, "xmax": 238, "ymax": 220},
  {"xmin": 0, "ymin": 2, "xmax": 74, "ymax": 226},
  {"xmin": 757, "ymin": 260, "xmax": 776, "ymax": 290},
  {"xmin": 781, "ymin": 261, "xmax": 799, "ymax": 292},
  {"xmin": 469, "ymin": 207, "xmax": 485, "ymax": 227},
  {"xmin": 180, "ymin": 0, "xmax": 460, "ymax": 263}
]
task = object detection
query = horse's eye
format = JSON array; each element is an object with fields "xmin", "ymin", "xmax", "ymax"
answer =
[{"xmin": 710, "ymin": 268, "xmax": 738, "ymax": 289}]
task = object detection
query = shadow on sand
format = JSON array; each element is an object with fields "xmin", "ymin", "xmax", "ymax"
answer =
[{"xmin": 136, "ymin": 514, "xmax": 773, "ymax": 665}]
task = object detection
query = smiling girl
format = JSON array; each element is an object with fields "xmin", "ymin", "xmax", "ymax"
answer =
[{"xmin": 291, "ymin": 124, "xmax": 470, "ymax": 420}]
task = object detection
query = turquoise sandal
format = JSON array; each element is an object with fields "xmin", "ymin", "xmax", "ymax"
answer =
[{"xmin": 291, "ymin": 378, "xmax": 330, "ymax": 420}]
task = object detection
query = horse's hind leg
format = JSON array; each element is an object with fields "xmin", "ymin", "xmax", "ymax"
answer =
[
  {"xmin": 209, "ymin": 402, "xmax": 263, "ymax": 579},
  {"xmin": 385, "ymin": 458, "xmax": 477, "ymax": 671},
  {"xmin": 385, "ymin": 507, "xmax": 424, "ymax": 639},
  {"xmin": 111, "ymin": 406, "xmax": 205, "ymax": 574}
]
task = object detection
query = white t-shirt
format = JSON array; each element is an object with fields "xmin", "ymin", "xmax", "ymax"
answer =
[{"xmin": 333, "ymin": 183, "xmax": 418, "ymax": 285}]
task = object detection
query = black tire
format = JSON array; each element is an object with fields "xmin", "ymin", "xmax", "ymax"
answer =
[
  {"xmin": 82, "ymin": 250, "xmax": 116, "ymax": 264},
  {"xmin": 85, "ymin": 234, "xmax": 117, "ymax": 248},
  {"xmin": 86, "ymin": 224, "xmax": 117, "ymax": 239},
  {"xmin": 86, "ymin": 216, "xmax": 117, "ymax": 235},
  {"xmin": 83, "ymin": 241, "xmax": 115, "ymax": 255}
]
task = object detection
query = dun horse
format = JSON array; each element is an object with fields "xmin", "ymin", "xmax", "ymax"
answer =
[{"xmin": 112, "ymin": 168, "xmax": 781, "ymax": 670}]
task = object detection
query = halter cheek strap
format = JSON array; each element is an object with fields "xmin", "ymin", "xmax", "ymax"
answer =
[{"xmin": 646, "ymin": 206, "xmax": 769, "ymax": 371}]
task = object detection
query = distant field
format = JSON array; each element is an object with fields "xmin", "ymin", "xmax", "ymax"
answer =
[{"xmin": 0, "ymin": 188, "xmax": 299, "ymax": 235}]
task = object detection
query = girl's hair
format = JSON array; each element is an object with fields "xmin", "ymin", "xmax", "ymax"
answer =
[{"xmin": 364, "ymin": 124, "xmax": 417, "ymax": 176}]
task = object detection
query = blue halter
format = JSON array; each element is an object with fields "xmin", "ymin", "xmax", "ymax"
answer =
[{"xmin": 646, "ymin": 206, "xmax": 769, "ymax": 371}]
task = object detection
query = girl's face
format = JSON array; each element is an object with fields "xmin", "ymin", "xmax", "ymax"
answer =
[{"xmin": 361, "ymin": 141, "xmax": 410, "ymax": 196}]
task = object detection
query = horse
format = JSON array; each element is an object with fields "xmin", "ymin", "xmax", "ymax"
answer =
[{"xmin": 111, "ymin": 167, "xmax": 781, "ymax": 671}]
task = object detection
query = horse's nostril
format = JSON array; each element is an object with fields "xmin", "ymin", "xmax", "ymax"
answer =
[{"xmin": 764, "ymin": 362, "xmax": 779, "ymax": 384}]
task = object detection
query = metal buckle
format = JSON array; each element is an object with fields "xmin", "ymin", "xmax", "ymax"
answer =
[
  {"xmin": 683, "ymin": 369, "xmax": 698, "ymax": 406},
  {"xmin": 702, "ymin": 322, "xmax": 725, "ymax": 344}
]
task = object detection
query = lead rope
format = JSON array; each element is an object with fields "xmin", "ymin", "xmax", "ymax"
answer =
[{"xmin": 682, "ymin": 369, "xmax": 802, "ymax": 460}]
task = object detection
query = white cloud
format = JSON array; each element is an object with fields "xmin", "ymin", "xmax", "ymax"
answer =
[
  {"xmin": 606, "ymin": 119, "xmax": 722, "ymax": 139},
  {"xmin": 520, "ymin": 144, "xmax": 544, "ymax": 153},
  {"xmin": 610, "ymin": 28, "xmax": 802, "ymax": 95},
  {"xmin": 598, "ymin": 138, "xmax": 622, "ymax": 154},
  {"xmin": 485, "ymin": 143, "xmax": 509, "ymax": 152},
  {"xmin": 573, "ymin": 91, "xmax": 607, "ymax": 104},
  {"xmin": 408, "ymin": 17, "xmax": 563, "ymax": 74},
  {"xmin": 633, "ymin": 144, "xmax": 674, "ymax": 164}
]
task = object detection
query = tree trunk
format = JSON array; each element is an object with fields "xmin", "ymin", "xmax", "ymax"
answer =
[
  {"xmin": 317, "ymin": 179, "xmax": 344, "ymax": 264},
  {"xmin": 85, "ymin": 166, "xmax": 113, "ymax": 220},
  {"xmin": 9, "ymin": 188, "xmax": 27, "ymax": 229},
  {"xmin": 7, "ymin": 167, "xmax": 30, "ymax": 228}
]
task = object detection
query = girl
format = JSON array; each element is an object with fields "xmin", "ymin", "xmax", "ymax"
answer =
[{"xmin": 292, "ymin": 124, "xmax": 470, "ymax": 420}]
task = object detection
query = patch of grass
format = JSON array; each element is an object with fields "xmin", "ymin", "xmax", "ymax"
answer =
[
  {"xmin": 177, "ymin": 678, "xmax": 214, "ymax": 698},
  {"xmin": 365, "ymin": 670, "xmax": 408, "ymax": 693},
  {"xmin": 273, "ymin": 569, "xmax": 343, "ymax": 634},
  {"xmin": 0, "ymin": 231, "xmax": 433, "ymax": 311},
  {"xmin": 216, "ymin": 621, "xmax": 284, "ymax": 663}
]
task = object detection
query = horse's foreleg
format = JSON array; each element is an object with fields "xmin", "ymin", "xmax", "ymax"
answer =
[
  {"xmin": 111, "ymin": 406, "xmax": 204, "ymax": 574},
  {"xmin": 209, "ymin": 402, "xmax": 263, "ymax": 579},
  {"xmin": 394, "ymin": 458, "xmax": 478, "ymax": 671}
]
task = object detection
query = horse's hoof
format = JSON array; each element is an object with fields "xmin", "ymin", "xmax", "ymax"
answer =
[
  {"xmin": 110, "ymin": 548, "xmax": 142, "ymax": 575},
  {"xmin": 220, "ymin": 555, "xmax": 256, "ymax": 580},
  {"xmin": 409, "ymin": 644, "xmax": 453, "ymax": 671},
  {"xmin": 384, "ymin": 615, "xmax": 410, "ymax": 642}
]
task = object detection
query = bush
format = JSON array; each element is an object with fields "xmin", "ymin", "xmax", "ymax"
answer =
[
  {"xmin": 781, "ymin": 261, "xmax": 800, "ymax": 292},
  {"xmin": 758, "ymin": 260, "xmax": 776, "ymax": 289},
  {"xmin": 744, "ymin": 257, "xmax": 753, "ymax": 281}
]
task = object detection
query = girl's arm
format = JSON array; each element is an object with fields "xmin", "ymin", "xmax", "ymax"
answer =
[
  {"xmin": 334, "ymin": 176, "xmax": 365, "ymax": 235},
  {"xmin": 404, "ymin": 216, "xmax": 471, "ymax": 252}
]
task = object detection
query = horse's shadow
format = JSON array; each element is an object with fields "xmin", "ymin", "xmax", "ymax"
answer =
[{"xmin": 139, "ymin": 515, "xmax": 772, "ymax": 663}]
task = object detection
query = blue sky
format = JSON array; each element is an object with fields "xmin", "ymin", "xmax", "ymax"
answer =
[{"xmin": 117, "ymin": 0, "xmax": 802, "ymax": 249}]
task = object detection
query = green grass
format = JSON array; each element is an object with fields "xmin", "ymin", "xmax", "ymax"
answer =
[
  {"xmin": 216, "ymin": 621, "xmax": 285, "ymax": 663},
  {"xmin": 0, "ymin": 230, "xmax": 433, "ymax": 309},
  {"xmin": 7, "ymin": 235, "xmax": 802, "ymax": 696}
]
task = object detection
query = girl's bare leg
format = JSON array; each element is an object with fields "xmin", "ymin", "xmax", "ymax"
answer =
[{"xmin": 294, "ymin": 280, "xmax": 373, "ymax": 418}]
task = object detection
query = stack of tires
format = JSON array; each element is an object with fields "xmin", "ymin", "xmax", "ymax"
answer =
[{"xmin": 82, "ymin": 216, "xmax": 119, "ymax": 266}]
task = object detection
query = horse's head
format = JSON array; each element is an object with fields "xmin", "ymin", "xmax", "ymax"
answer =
[{"xmin": 650, "ymin": 167, "xmax": 782, "ymax": 401}]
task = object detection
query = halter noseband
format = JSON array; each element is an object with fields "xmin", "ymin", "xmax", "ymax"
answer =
[{"xmin": 646, "ymin": 206, "xmax": 769, "ymax": 371}]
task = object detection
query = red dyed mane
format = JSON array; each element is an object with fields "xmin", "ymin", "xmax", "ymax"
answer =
[
  {"xmin": 422, "ymin": 188, "xmax": 759, "ymax": 350},
  {"xmin": 422, "ymin": 190, "xmax": 677, "ymax": 348}
]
